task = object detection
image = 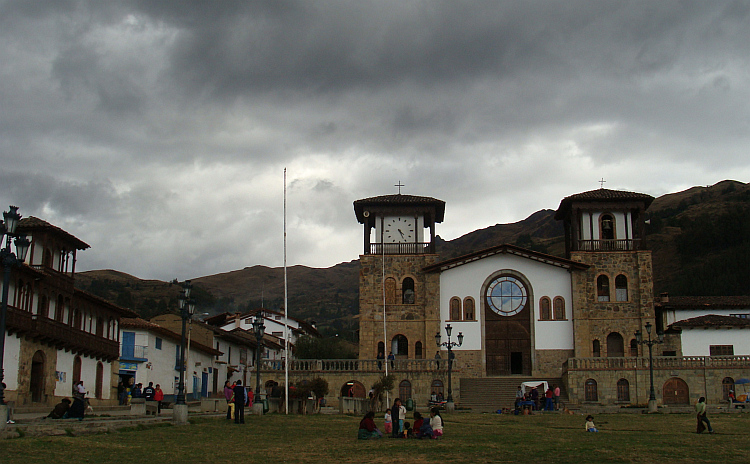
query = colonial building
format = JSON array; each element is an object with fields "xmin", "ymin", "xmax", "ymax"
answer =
[
  {"xmin": 353, "ymin": 188, "xmax": 750, "ymax": 408},
  {"xmin": 3, "ymin": 217, "xmax": 136, "ymax": 406}
]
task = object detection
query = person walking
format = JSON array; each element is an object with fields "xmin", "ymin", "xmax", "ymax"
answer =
[
  {"xmin": 233, "ymin": 380, "xmax": 246, "ymax": 424},
  {"xmin": 695, "ymin": 397, "xmax": 714, "ymax": 434}
]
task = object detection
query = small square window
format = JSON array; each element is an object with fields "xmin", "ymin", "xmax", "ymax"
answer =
[{"xmin": 155, "ymin": 337, "xmax": 162, "ymax": 350}]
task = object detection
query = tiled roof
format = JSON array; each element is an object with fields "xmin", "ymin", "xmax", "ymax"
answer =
[
  {"xmin": 74, "ymin": 288, "xmax": 140, "ymax": 318},
  {"xmin": 423, "ymin": 243, "xmax": 590, "ymax": 273},
  {"xmin": 353, "ymin": 194, "xmax": 446, "ymax": 223},
  {"xmin": 670, "ymin": 314, "xmax": 750, "ymax": 329},
  {"xmin": 656, "ymin": 295, "xmax": 750, "ymax": 309},
  {"xmin": 18, "ymin": 217, "xmax": 90, "ymax": 249},
  {"xmin": 555, "ymin": 188, "xmax": 654, "ymax": 219}
]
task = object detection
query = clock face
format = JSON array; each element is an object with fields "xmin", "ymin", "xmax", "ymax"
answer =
[
  {"xmin": 486, "ymin": 276, "xmax": 528, "ymax": 317},
  {"xmin": 383, "ymin": 217, "xmax": 415, "ymax": 243}
]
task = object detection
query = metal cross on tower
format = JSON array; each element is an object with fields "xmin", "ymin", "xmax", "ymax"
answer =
[
  {"xmin": 395, "ymin": 180, "xmax": 405, "ymax": 194},
  {"xmin": 599, "ymin": 178, "xmax": 606, "ymax": 189}
]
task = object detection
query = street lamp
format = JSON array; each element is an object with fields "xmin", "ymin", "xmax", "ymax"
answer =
[
  {"xmin": 0, "ymin": 206, "xmax": 30, "ymax": 410},
  {"xmin": 175, "ymin": 280, "xmax": 195, "ymax": 406},
  {"xmin": 435, "ymin": 324, "xmax": 463, "ymax": 410},
  {"xmin": 635, "ymin": 321, "xmax": 664, "ymax": 413},
  {"xmin": 252, "ymin": 311, "xmax": 265, "ymax": 411}
]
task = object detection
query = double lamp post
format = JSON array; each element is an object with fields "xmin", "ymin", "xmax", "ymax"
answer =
[
  {"xmin": 0, "ymin": 207, "xmax": 30, "ymax": 413},
  {"xmin": 635, "ymin": 321, "xmax": 664, "ymax": 413},
  {"xmin": 176, "ymin": 281, "xmax": 195, "ymax": 407},
  {"xmin": 435, "ymin": 323, "xmax": 463, "ymax": 411}
]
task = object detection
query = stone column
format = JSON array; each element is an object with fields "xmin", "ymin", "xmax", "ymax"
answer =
[{"xmin": 173, "ymin": 404, "xmax": 188, "ymax": 424}]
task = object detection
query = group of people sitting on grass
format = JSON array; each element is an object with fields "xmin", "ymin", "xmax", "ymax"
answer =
[{"xmin": 358, "ymin": 398, "xmax": 444, "ymax": 440}]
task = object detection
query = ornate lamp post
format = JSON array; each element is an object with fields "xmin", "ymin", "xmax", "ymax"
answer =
[
  {"xmin": 435, "ymin": 324, "xmax": 463, "ymax": 411},
  {"xmin": 175, "ymin": 281, "xmax": 195, "ymax": 406},
  {"xmin": 0, "ymin": 206, "xmax": 30, "ymax": 426},
  {"xmin": 635, "ymin": 322, "xmax": 664, "ymax": 413},
  {"xmin": 252, "ymin": 312, "xmax": 265, "ymax": 414}
]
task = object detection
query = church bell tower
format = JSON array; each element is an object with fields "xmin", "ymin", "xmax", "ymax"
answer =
[{"xmin": 354, "ymin": 194, "xmax": 445, "ymax": 360}]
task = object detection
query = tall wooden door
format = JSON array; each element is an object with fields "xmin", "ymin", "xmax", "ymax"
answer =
[
  {"xmin": 484, "ymin": 275, "xmax": 532, "ymax": 376},
  {"xmin": 662, "ymin": 378, "xmax": 689, "ymax": 405}
]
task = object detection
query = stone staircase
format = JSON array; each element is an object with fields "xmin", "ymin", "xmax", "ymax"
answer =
[{"xmin": 459, "ymin": 377, "xmax": 568, "ymax": 412}]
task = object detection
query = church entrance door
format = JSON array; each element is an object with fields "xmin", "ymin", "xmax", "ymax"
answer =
[
  {"xmin": 484, "ymin": 275, "xmax": 532, "ymax": 376},
  {"xmin": 663, "ymin": 378, "xmax": 689, "ymax": 405}
]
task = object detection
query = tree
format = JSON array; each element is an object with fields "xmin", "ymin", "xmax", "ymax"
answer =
[{"xmin": 370, "ymin": 374, "xmax": 395, "ymax": 412}]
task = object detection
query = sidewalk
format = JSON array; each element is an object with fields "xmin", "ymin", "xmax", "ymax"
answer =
[{"xmin": 2, "ymin": 404, "xmax": 220, "ymax": 439}]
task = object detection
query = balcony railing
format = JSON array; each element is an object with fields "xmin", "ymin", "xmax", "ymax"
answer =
[
  {"xmin": 121, "ymin": 344, "xmax": 148, "ymax": 360},
  {"xmin": 6, "ymin": 306, "xmax": 119, "ymax": 360},
  {"xmin": 574, "ymin": 239, "xmax": 641, "ymax": 252},
  {"xmin": 254, "ymin": 358, "xmax": 447, "ymax": 373},
  {"xmin": 368, "ymin": 242, "xmax": 434, "ymax": 255},
  {"xmin": 564, "ymin": 355, "xmax": 750, "ymax": 372}
]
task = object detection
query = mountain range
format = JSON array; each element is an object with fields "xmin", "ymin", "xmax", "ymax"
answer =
[{"xmin": 76, "ymin": 180, "xmax": 750, "ymax": 340}]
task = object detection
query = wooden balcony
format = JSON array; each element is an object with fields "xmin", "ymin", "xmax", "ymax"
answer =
[
  {"xmin": 5, "ymin": 306, "xmax": 119, "ymax": 360},
  {"xmin": 367, "ymin": 242, "xmax": 434, "ymax": 255},
  {"xmin": 564, "ymin": 355, "xmax": 750, "ymax": 372},
  {"xmin": 574, "ymin": 239, "xmax": 641, "ymax": 252},
  {"xmin": 255, "ymin": 358, "xmax": 446, "ymax": 373}
]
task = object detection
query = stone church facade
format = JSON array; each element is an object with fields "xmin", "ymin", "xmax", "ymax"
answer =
[{"xmin": 354, "ymin": 188, "xmax": 749, "ymax": 407}]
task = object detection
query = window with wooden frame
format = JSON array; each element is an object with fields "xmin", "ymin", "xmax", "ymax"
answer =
[
  {"xmin": 597, "ymin": 275, "xmax": 610, "ymax": 302},
  {"xmin": 539, "ymin": 297, "xmax": 551, "ymax": 320},
  {"xmin": 615, "ymin": 275, "xmax": 628, "ymax": 302},
  {"xmin": 553, "ymin": 297, "xmax": 566, "ymax": 320},
  {"xmin": 616, "ymin": 379, "xmax": 630, "ymax": 402},
  {"xmin": 450, "ymin": 297, "xmax": 461, "ymax": 321},
  {"xmin": 463, "ymin": 297, "xmax": 475, "ymax": 320},
  {"xmin": 709, "ymin": 345, "xmax": 734, "ymax": 356}
]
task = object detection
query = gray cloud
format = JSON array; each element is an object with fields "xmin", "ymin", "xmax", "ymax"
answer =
[{"xmin": 0, "ymin": 1, "xmax": 749, "ymax": 279}]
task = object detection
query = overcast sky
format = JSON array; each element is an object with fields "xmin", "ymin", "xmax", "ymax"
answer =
[{"xmin": 1, "ymin": 1, "xmax": 749, "ymax": 281}]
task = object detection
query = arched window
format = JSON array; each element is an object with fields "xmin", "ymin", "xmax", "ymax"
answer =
[
  {"xmin": 384, "ymin": 278, "xmax": 396, "ymax": 305},
  {"xmin": 600, "ymin": 214, "xmax": 615, "ymax": 240},
  {"xmin": 402, "ymin": 277, "xmax": 415, "ymax": 304},
  {"xmin": 392, "ymin": 334, "xmax": 408, "ymax": 358},
  {"xmin": 539, "ymin": 297, "xmax": 551, "ymax": 321},
  {"xmin": 399, "ymin": 380, "xmax": 412, "ymax": 400},
  {"xmin": 607, "ymin": 332, "xmax": 624, "ymax": 357},
  {"xmin": 615, "ymin": 275, "xmax": 628, "ymax": 302},
  {"xmin": 617, "ymin": 379, "xmax": 630, "ymax": 402},
  {"xmin": 630, "ymin": 339, "xmax": 638, "ymax": 357},
  {"xmin": 463, "ymin": 297, "xmax": 475, "ymax": 320},
  {"xmin": 450, "ymin": 297, "xmax": 461, "ymax": 321},
  {"xmin": 584, "ymin": 379, "xmax": 598, "ymax": 402},
  {"xmin": 597, "ymin": 275, "xmax": 610, "ymax": 302},
  {"xmin": 431, "ymin": 379, "xmax": 444, "ymax": 398},
  {"xmin": 722, "ymin": 377, "xmax": 735, "ymax": 402},
  {"xmin": 592, "ymin": 340, "xmax": 601, "ymax": 357},
  {"xmin": 415, "ymin": 341, "xmax": 423, "ymax": 359},
  {"xmin": 38, "ymin": 295, "xmax": 49, "ymax": 318},
  {"xmin": 553, "ymin": 297, "xmax": 566, "ymax": 320},
  {"xmin": 377, "ymin": 341, "xmax": 385, "ymax": 358},
  {"xmin": 55, "ymin": 295, "xmax": 65, "ymax": 322}
]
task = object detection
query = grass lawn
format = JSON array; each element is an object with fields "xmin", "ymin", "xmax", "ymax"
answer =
[{"xmin": 1, "ymin": 411, "xmax": 747, "ymax": 463}]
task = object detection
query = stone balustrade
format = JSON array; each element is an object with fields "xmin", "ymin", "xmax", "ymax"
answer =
[
  {"xmin": 564, "ymin": 355, "xmax": 750, "ymax": 371},
  {"xmin": 255, "ymin": 358, "xmax": 446, "ymax": 373}
]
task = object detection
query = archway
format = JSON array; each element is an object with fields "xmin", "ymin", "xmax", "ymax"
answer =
[
  {"xmin": 340, "ymin": 380, "xmax": 366, "ymax": 398},
  {"xmin": 30, "ymin": 350, "xmax": 46, "ymax": 403},
  {"xmin": 663, "ymin": 378, "xmax": 689, "ymax": 405},
  {"xmin": 607, "ymin": 332, "xmax": 624, "ymax": 357},
  {"xmin": 391, "ymin": 334, "xmax": 408, "ymax": 358}
]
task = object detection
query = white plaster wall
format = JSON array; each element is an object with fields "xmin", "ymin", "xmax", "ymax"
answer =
[
  {"xmin": 439, "ymin": 253, "xmax": 575, "ymax": 351},
  {"xmin": 54, "ymin": 351, "xmax": 112, "ymax": 399},
  {"xmin": 666, "ymin": 309, "xmax": 750, "ymax": 326},
  {"xmin": 680, "ymin": 328, "xmax": 750, "ymax": 356},
  {"xmin": 2, "ymin": 334, "xmax": 21, "ymax": 390}
]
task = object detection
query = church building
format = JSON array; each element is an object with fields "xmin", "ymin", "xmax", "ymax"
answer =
[{"xmin": 355, "ymin": 188, "xmax": 749, "ymax": 407}]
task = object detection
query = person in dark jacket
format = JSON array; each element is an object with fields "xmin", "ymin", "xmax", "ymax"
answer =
[
  {"xmin": 233, "ymin": 380, "xmax": 246, "ymax": 424},
  {"xmin": 391, "ymin": 398, "xmax": 402, "ymax": 438},
  {"xmin": 48, "ymin": 398, "xmax": 71, "ymax": 419}
]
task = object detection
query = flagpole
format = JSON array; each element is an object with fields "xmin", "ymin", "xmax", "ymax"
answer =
[
  {"xmin": 383, "ymin": 222, "xmax": 388, "ymax": 406},
  {"xmin": 284, "ymin": 168, "xmax": 289, "ymax": 414}
]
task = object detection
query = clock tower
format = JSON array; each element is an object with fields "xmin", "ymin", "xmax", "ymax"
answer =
[{"xmin": 353, "ymin": 194, "xmax": 445, "ymax": 360}]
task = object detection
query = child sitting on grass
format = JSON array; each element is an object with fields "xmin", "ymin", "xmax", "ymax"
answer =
[{"xmin": 585, "ymin": 415, "xmax": 598, "ymax": 432}]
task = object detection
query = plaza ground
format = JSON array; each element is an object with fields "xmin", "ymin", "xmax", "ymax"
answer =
[{"xmin": 1, "ymin": 411, "xmax": 748, "ymax": 463}]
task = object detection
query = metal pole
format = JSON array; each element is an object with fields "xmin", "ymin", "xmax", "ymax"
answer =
[
  {"xmin": 177, "ymin": 310, "xmax": 187, "ymax": 405},
  {"xmin": 0, "ymin": 257, "xmax": 12, "ymax": 405},
  {"xmin": 648, "ymin": 338, "xmax": 655, "ymax": 402},
  {"xmin": 446, "ymin": 345, "xmax": 453, "ymax": 403}
]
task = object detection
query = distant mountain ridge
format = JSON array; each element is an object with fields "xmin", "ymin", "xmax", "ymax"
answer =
[{"xmin": 76, "ymin": 180, "xmax": 750, "ymax": 339}]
